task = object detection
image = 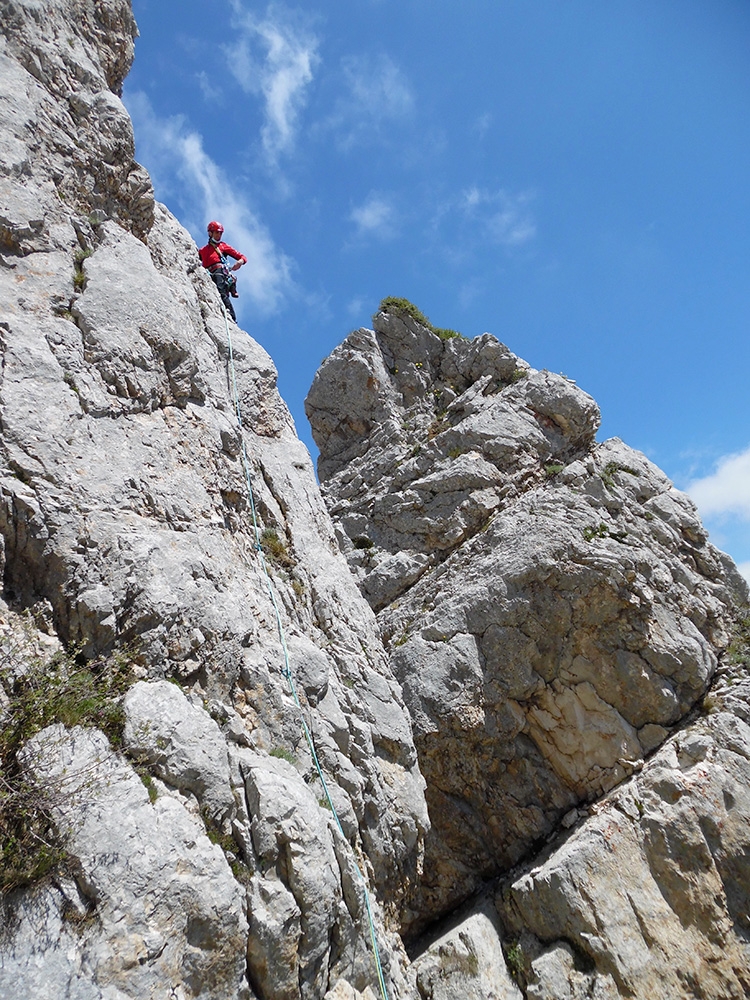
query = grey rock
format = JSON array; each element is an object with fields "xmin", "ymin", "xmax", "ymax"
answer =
[
  {"xmin": 234, "ymin": 749, "xmax": 412, "ymax": 1000},
  {"xmin": 525, "ymin": 943, "xmax": 619, "ymax": 1000},
  {"xmin": 497, "ymin": 691, "xmax": 750, "ymax": 998},
  {"xmin": 123, "ymin": 679, "xmax": 235, "ymax": 822},
  {"xmin": 323, "ymin": 983, "xmax": 379, "ymax": 1000},
  {"xmin": 4, "ymin": 1, "xmax": 750, "ymax": 998},
  {"xmin": 5, "ymin": 724, "xmax": 250, "ymax": 1000},
  {"xmin": 410, "ymin": 894, "xmax": 522, "ymax": 1000},
  {"xmin": 0, "ymin": 0, "xmax": 152, "ymax": 240},
  {"xmin": 309, "ymin": 308, "xmax": 747, "ymax": 928},
  {"xmin": 307, "ymin": 315, "xmax": 599, "ymax": 611},
  {"xmin": 242, "ymin": 751, "xmax": 342, "ymax": 998},
  {"xmin": 0, "ymin": 3, "xmax": 426, "ymax": 998}
]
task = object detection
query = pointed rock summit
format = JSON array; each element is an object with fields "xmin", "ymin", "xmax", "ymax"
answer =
[{"xmin": 307, "ymin": 302, "xmax": 750, "ymax": 974}]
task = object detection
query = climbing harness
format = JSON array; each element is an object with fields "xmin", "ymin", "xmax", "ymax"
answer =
[
  {"xmin": 209, "ymin": 259, "xmax": 238, "ymax": 295},
  {"xmin": 209, "ymin": 259, "xmax": 238, "ymax": 320},
  {"xmin": 221, "ymin": 303, "xmax": 391, "ymax": 1000}
]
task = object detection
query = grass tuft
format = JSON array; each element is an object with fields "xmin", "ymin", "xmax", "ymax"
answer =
[
  {"xmin": 375, "ymin": 297, "xmax": 466, "ymax": 340},
  {"xmin": 260, "ymin": 528, "xmax": 295, "ymax": 570},
  {"xmin": 72, "ymin": 247, "xmax": 93, "ymax": 291},
  {"xmin": 601, "ymin": 460, "xmax": 640, "ymax": 490},
  {"xmin": 505, "ymin": 941, "xmax": 524, "ymax": 980},
  {"xmin": 0, "ymin": 630, "xmax": 135, "ymax": 894}
]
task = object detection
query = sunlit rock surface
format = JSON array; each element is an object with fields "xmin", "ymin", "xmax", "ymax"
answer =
[
  {"xmin": 308, "ymin": 308, "xmax": 748, "ymax": 932},
  {"xmin": 2, "ymin": 1, "xmax": 750, "ymax": 998},
  {"xmin": 0, "ymin": 3, "xmax": 425, "ymax": 998},
  {"xmin": 496, "ymin": 656, "xmax": 750, "ymax": 999}
]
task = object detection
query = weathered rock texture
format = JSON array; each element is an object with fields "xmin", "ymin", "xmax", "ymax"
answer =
[
  {"xmin": 307, "ymin": 310, "xmax": 749, "ymax": 935},
  {"xmin": 1, "ymin": 0, "xmax": 153, "ymax": 242},
  {"xmin": 3, "ymin": 2, "xmax": 750, "ymax": 999},
  {"xmin": 0, "ymin": 4, "xmax": 426, "ymax": 999},
  {"xmin": 496, "ymin": 651, "xmax": 750, "ymax": 1000}
]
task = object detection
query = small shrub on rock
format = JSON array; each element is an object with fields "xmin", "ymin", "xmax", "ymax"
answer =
[
  {"xmin": 0, "ymin": 627, "xmax": 134, "ymax": 893},
  {"xmin": 505, "ymin": 941, "xmax": 524, "ymax": 981},
  {"xmin": 376, "ymin": 297, "xmax": 466, "ymax": 340},
  {"xmin": 260, "ymin": 528, "xmax": 295, "ymax": 570}
]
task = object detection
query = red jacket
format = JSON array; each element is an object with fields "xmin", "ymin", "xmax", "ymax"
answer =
[{"xmin": 198, "ymin": 241, "xmax": 247, "ymax": 270}]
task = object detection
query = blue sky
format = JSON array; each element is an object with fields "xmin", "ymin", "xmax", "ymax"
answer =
[{"xmin": 125, "ymin": 0, "xmax": 750, "ymax": 581}]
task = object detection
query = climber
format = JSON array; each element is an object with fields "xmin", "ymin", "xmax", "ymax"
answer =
[{"xmin": 198, "ymin": 221, "xmax": 247, "ymax": 321}]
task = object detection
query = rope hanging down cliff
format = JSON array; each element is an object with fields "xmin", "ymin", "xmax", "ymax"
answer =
[{"xmin": 221, "ymin": 303, "xmax": 391, "ymax": 1000}]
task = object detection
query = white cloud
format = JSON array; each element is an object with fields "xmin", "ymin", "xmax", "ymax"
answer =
[
  {"xmin": 460, "ymin": 187, "xmax": 536, "ymax": 247},
  {"xmin": 349, "ymin": 193, "xmax": 397, "ymax": 239},
  {"xmin": 472, "ymin": 112, "xmax": 492, "ymax": 139},
  {"xmin": 685, "ymin": 447, "xmax": 750, "ymax": 577},
  {"xmin": 686, "ymin": 446, "xmax": 750, "ymax": 520},
  {"xmin": 458, "ymin": 276, "xmax": 485, "ymax": 309},
  {"xmin": 196, "ymin": 71, "xmax": 222, "ymax": 103},
  {"xmin": 344, "ymin": 54, "xmax": 413, "ymax": 118},
  {"xmin": 225, "ymin": 1, "xmax": 319, "ymax": 163},
  {"xmin": 125, "ymin": 91, "xmax": 293, "ymax": 315},
  {"xmin": 346, "ymin": 296, "xmax": 367, "ymax": 319},
  {"xmin": 426, "ymin": 186, "xmax": 537, "ymax": 261},
  {"xmin": 326, "ymin": 54, "xmax": 414, "ymax": 149}
]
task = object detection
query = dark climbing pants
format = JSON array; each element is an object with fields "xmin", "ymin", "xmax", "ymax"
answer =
[{"xmin": 210, "ymin": 269, "xmax": 236, "ymax": 321}]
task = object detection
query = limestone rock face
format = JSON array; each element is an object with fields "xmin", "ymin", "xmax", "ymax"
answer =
[
  {"xmin": 1, "ymin": 0, "xmax": 152, "ymax": 242},
  {"xmin": 0, "ymin": 3, "xmax": 426, "ymax": 999},
  {"xmin": 7, "ymin": 722, "xmax": 250, "ymax": 1000},
  {"xmin": 308, "ymin": 310, "xmax": 747, "ymax": 926},
  {"xmin": 306, "ymin": 314, "xmax": 598, "ymax": 611},
  {"xmin": 409, "ymin": 894, "xmax": 522, "ymax": 1000},
  {"xmin": 4, "ymin": 1, "xmax": 750, "ymax": 998},
  {"xmin": 496, "ymin": 656, "xmax": 750, "ymax": 1000}
]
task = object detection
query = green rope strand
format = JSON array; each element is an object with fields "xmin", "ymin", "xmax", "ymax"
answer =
[{"xmin": 222, "ymin": 305, "xmax": 391, "ymax": 1000}]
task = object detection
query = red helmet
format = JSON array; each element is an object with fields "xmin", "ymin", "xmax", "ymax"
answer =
[{"xmin": 207, "ymin": 221, "xmax": 224, "ymax": 236}]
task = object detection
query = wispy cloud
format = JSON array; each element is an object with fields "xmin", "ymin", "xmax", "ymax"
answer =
[
  {"xmin": 326, "ymin": 54, "xmax": 414, "ymax": 150},
  {"xmin": 196, "ymin": 71, "xmax": 222, "ymax": 103},
  {"xmin": 686, "ymin": 446, "xmax": 750, "ymax": 519},
  {"xmin": 472, "ymin": 112, "xmax": 492, "ymax": 139},
  {"xmin": 126, "ymin": 91, "xmax": 293, "ymax": 315},
  {"xmin": 346, "ymin": 295, "xmax": 367, "ymax": 319},
  {"xmin": 458, "ymin": 276, "xmax": 486, "ymax": 309},
  {"xmin": 460, "ymin": 187, "xmax": 536, "ymax": 247},
  {"xmin": 225, "ymin": 1, "xmax": 319, "ymax": 163},
  {"xmin": 349, "ymin": 192, "xmax": 397, "ymax": 240},
  {"xmin": 425, "ymin": 185, "xmax": 537, "ymax": 265}
]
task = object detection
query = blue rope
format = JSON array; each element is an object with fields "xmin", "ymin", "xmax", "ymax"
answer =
[{"xmin": 222, "ymin": 305, "xmax": 391, "ymax": 1000}]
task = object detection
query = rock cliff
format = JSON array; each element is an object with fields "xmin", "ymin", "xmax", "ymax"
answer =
[
  {"xmin": 307, "ymin": 307, "xmax": 750, "ymax": 995},
  {"xmin": 1, "ymin": 4, "xmax": 425, "ymax": 998},
  {"xmin": 1, "ymin": 3, "xmax": 750, "ymax": 1000}
]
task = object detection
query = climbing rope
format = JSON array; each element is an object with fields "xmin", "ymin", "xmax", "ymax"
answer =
[{"xmin": 221, "ymin": 304, "xmax": 391, "ymax": 1000}]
